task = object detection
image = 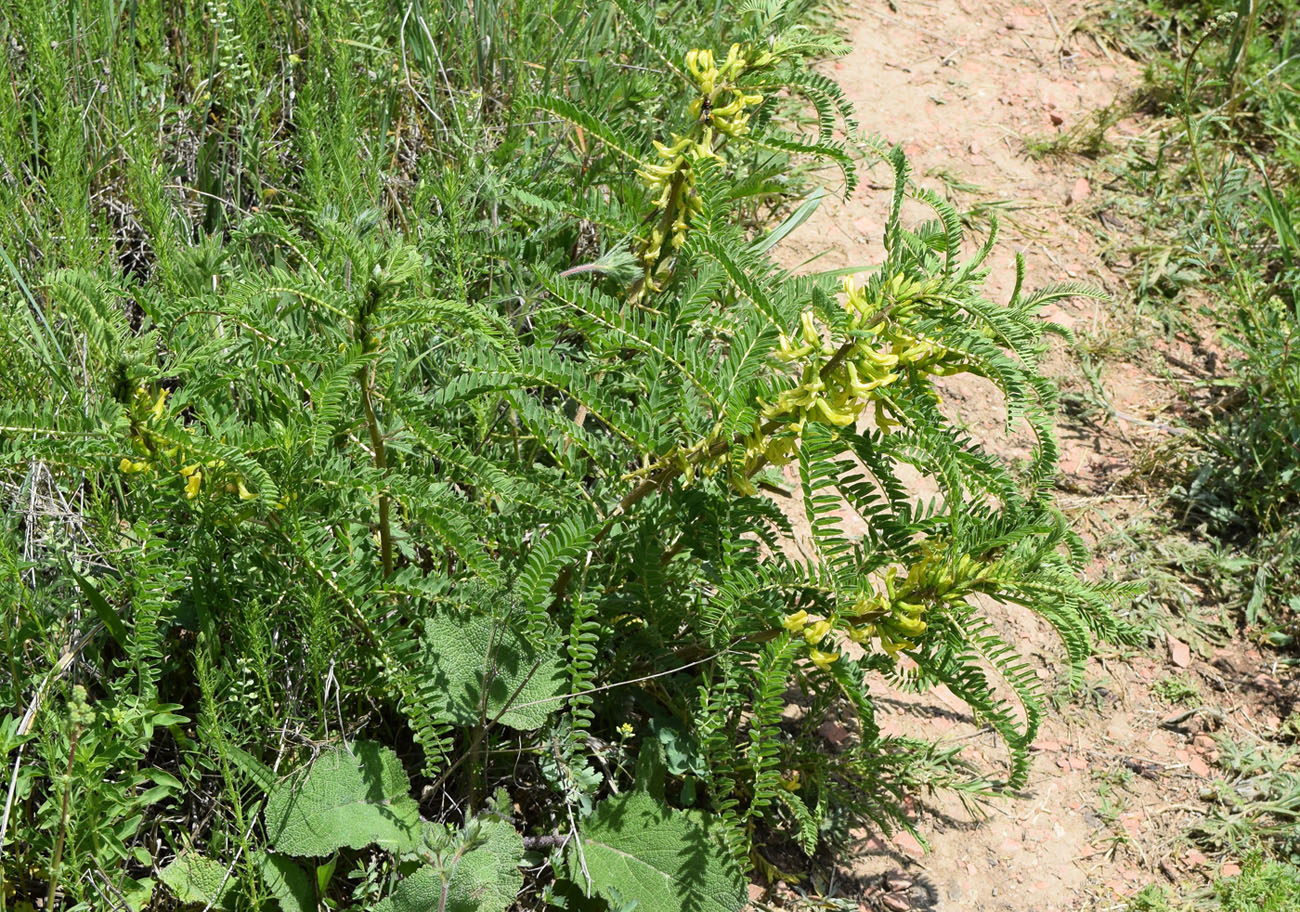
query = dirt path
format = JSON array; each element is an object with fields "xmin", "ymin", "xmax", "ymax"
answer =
[{"xmin": 767, "ymin": 2, "xmax": 1292, "ymax": 910}]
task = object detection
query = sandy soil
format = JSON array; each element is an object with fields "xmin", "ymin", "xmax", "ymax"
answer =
[{"xmin": 758, "ymin": 1, "xmax": 1296, "ymax": 909}]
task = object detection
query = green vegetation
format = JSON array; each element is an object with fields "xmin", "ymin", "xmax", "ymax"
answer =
[
  {"xmin": 1089, "ymin": 0, "xmax": 1300, "ymax": 907},
  {"xmin": 1096, "ymin": 0, "xmax": 1300, "ymax": 648},
  {"xmin": 1130, "ymin": 855, "xmax": 1300, "ymax": 912},
  {"xmin": 0, "ymin": 0, "xmax": 1134, "ymax": 910}
]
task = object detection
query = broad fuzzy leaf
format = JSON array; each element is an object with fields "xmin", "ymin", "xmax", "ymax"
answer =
[
  {"xmin": 265, "ymin": 742, "xmax": 420, "ymax": 857},
  {"xmin": 159, "ymin": 854, "xmax": 236, "ymax": 910},
  {"xmin": 375, "ymin": 818, "xmax": 524, "ymax": 912},
  {"xmin": 420, "ymin": 612, "xmax": 566, "ymax": 731},
  {"xmin": 569, "ymin": 792, "xmax": 745, "ymax": 912}
]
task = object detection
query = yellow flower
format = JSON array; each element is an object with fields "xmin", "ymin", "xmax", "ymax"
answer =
[
  {"xmin": 780, "ymin": 769, "xmax": 801, "ymax": 791},
  {"xmin": 150, "ymin": 388, "xmax": 169, "ymax": 421},
  {"xmin": 179, "ymin": 464, "xmax": 202, "ymax": 499},
  {"xmin": 803, "ymin": 619, "xmax": 831, "ymax": 644},
  {"xmin": 119, "ymin": 458, "xmax": 150, "ymax": 474},
  {"xmin": 808, "ymin": 648, "xmax": 839, "ymax": 670},
  {"xmin": 846, "ymin": 624, "xmax": 874, "ymax": 644},
  {"xmin": 236, "ymin": 480, "xmax": 256, "ymax": 501},
  {"xmin": 781, "ymin": 610, "xmax": 809, "ymax": 633},
  {"xmin": 617, "ymin": 722, "xmax": 634, "ymax": 739}
]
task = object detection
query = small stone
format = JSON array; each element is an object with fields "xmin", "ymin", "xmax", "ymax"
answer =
[
  {"xmin": 999, "ymin": 837, "xmax": 1023, "ymax": 853},
  {"xmin": 1193, "ymin": 733, "xmax": 1215, "ymax": 752},
  {"xmin": 1186, "ymin": 849, "xmax": 1208, "ymax": 867},
  {"xmin": 1067, "ymin": 177, "xmax": 1091, "ymax": 205},
  {"xmin": 893, "ymin": 830, "xmax": 926, "ymax": 858},
  {"xmin": 748, "ymin": 883, "xmax": 765, "ymax": 903},
  {"xmin": 969, "ymin": 141, "xmax": 981, "ymax": 155},
  {"xmin": 1049, "ymin": 112, "xmax": 1065, "ymax": 126},
  {"xmin": 1221, "ymin": 862, "xmax": 1242, "ymax": 877},
  {"xmin": 1167, "ymin": 633, "xmax": 1192, "ymax": 668},
  {"xmin": 1069, "ymin": 755, "xmax": 1088, "ymax": 771},
  {"xmin": 819, "ymin": 720, "xmax": 850, "ymax": 746},
  {"xmin": 1005, "ymin": 15, "xmax": 1032, "ymax": 30},
  {"xmin": 1188, "ymin": 754, "xmax": 1212, "ymax": 777}
]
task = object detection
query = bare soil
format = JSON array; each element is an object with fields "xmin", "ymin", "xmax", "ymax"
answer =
[{"xmin": 759, "ymin": 1, "xmax": 1297, "ymax": 909}]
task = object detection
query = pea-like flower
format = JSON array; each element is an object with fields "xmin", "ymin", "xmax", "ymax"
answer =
[
  {"xmin": 802, "ymin": 619, "xmax": 831, "ymax": 644},
  {"xmin": 808, "ymin": 648, "xmax": 839, "ymax": 670},
  {"xmin": 782, "ymin": 610, "xmax": 809, "ymax": 633}
]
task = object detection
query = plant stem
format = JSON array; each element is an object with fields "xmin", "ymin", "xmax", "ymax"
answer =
[
  {"xmin": 46, "ymin": 728, "xmax": 80, "ymax": 912},
  {"xmin": 360, "ymin": 364, "xmax": 394, "ymax": 578}
]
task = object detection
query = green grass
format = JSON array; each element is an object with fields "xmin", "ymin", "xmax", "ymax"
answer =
[
  {"xmin": 1086, "ymin": 0, "xmax": 1300, "ymax": 903},
  {"xmin": 1129, "ymin": 856, "xmax": 1300, "ymax": 912},
  {"xmin": 1092, "ymin": 0, "xmax": 1300, "ymax": 650}
]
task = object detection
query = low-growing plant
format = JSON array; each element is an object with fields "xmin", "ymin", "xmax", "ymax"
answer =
[{"xmin": 1, "ymin": 0, "xmax": 1131, "ymax": 909}]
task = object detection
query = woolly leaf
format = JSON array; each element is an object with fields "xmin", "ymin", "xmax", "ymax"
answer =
[
  {"xmin": 569, "ymin": 792, "xmax": 745, "ymax": 912},
  {"xmin": 374, "ymin": 818, "xmax": 523, "ymax": 912},
  {"xmin": 420, "ymin": 611, "xmax": 566, "ymax": 731},
  {"xmin": 264, "ymin": 741, "xmax": 420, "ymax": 857},
  {"xmin": 159, "ymin": 853, "xmax": 236, "ymax": 909},
  {"xmin": 258, "ymin": 853, "xmax": 315, "ymax": 912}
]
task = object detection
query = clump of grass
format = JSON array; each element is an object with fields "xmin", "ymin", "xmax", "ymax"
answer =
[{"xmin": 1152, "ymin": 674, "xmax": 1201, "ymax": 704}]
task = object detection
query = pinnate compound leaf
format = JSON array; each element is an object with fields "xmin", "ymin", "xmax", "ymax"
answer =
[
  {"xmin": 265, "ymin": 741, "xmax": 420, "ymax": 857},
  {"xmin": 421, "ymin": 612, "xmax": 566, "ymax": 731},
  {"xmin": 570, "ymin": 792, "xmax": 745, "ymax": 912},
  {"xmin": 159, "ymin": 853, "xmax": 236, "ymax": 909},
  {"xmin": 375, "ymin": 818, "xmax": 524, "ymax": 912}
]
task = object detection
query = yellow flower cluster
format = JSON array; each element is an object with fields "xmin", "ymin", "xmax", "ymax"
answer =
[
  {"xmin": 781, "ymin": 609, "xmax": 840, "ymax": 670},
  {"xmin": 840, "ymin": 569, "xmax": 929, "ymax": 657},
  {"xmin": 780, "ymin": 546, "xmax": 993, "ymax": 662},
  {"xmin": 636, "ymin": 44, "xmax": 774, "ymax": 280},
  {"xmin": 636, "ymin": 134, "xmax": 711, "ymax": 258},
  {"xmin": 116, "ymin": 383, "xmax": 257, "ymax": 504},
  {"xmin": 684, "ymin": 45, "xmax": 767, "ymax": 138},
  {"xmin": 758, "ymin": 276, "xmax": 969, "ymax": 436}
]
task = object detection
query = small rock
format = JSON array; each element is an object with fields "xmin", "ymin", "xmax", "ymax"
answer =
[
  {"xmin": 1221, "ymin": 862, "xmax": 1242, "ymax": 878},
  {"xmin": 1067, "ymin": 177, "xmax": 1091, "ymax": 205},
  {"xmin": 969, "ymin": 140, "xmax": 981, "ymax": 155},
  {"xmin": 819, "ymin": 720, "xmax": 850, "ymax": 746},
  {"xmin": 1069, "ymin": 755, "xmax": 1088, "ymax": 771},
  {"xmin": 747, "ymin": 883, "xmax": 765, "ymax": 903},
  {"xmin": 893, "ymin": 830, "xmax": 926, "ymax": 858},
  {"xmin": 1049, "ymin": 112, "xmax": 1065, "ymax": 126},
  {"xmin": 1192, "ymin": 733, "xmax": 1216, "ymax": 752},
  {"xmin": 1167, "ymin": 633, "xmax": 1192, "ymax": 668},
  {"xmin": 1005, "ymin": 14, "xmax": 1033, "ymax": 30},
  {"xmin": 1188, "ymin": 754, "xmax": 1212, "ymax": 777},
  {"xmin": 1186, "ymin": 849, "xmax": 1209, "ymax": 868}
]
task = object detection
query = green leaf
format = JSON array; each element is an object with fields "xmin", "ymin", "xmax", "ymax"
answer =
[
  {"xmin": 159, "ymin": 853, "xmax": 236, "ymax": 910},
  {"xmin": 264, "ymin": 741, "xmax": 420, "ymax": 857},
  {"xmin": 421, "ymin": 612, "xmax": 566, "ymax": 731},
  {"xmin": 375, "ymin": 818, "xmax": 524, "ymax": 912},
  {"xmin": 570, "ymin": 793, "xmax": 745, "ymax": 912},
  {"xmin": 259, "ymin": 853, "xmax": 315, "ymax": 912},
  {"xmin": 69, "ymin": 567, "xmax": 128, "ymax": 650}
]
